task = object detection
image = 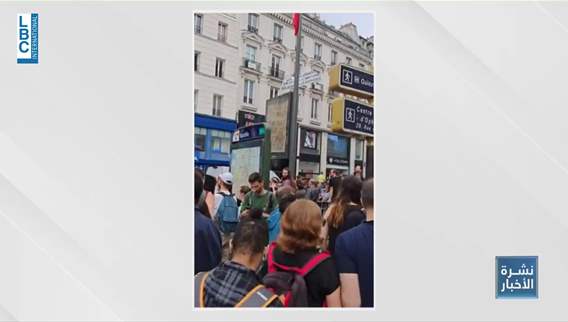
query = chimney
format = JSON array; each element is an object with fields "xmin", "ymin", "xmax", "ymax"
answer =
[{"xmin": 339, "ymin": 23, "xmax": 359, "ymax": 42}]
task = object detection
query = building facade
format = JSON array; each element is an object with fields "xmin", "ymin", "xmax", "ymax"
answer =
[
  {"xmin": 194, "ymin": 13, "xmax": 373, "ymax": 176},
  {"xmin": 193, "ymin": 13, "xmax": 239, "ymax": 169}
]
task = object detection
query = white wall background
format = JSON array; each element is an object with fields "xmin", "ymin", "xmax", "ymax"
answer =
[{"xmin": 0, "ymin": 1, "xmax": 567, "ymax": 321}]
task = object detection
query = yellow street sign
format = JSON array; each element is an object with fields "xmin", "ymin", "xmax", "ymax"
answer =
[
  {"xmin": 329, "ymin": 64, "xmax": 374, "ymax": 99},
  {"xmin": 331, "ymin": 97, "xmax": 374, "ymax": 136}
]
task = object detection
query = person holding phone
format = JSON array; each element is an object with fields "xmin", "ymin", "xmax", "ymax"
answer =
[{"xmin": 240, "ymin": 172, "xmax": 278, "ymax": 217}]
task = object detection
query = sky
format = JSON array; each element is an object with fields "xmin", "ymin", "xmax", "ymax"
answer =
[{"xmin": 318, "ymin": 13, "xmax": 374, "ymax": 38}]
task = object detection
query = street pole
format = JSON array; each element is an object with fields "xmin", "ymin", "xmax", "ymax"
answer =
[{"xmin": 288, "ymin": 14, "xmax": 302, "ymax": 177}]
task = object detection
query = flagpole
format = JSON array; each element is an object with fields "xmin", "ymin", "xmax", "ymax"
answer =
[{"xmin": 288, "ymin": 13, "xmax": 302, "ymax": 177}]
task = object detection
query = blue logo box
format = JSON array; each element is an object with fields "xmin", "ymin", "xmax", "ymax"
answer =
[
  {"xmin": 17, "ymin": 13, "xmax": 39, "ymax": 64},
  {"xmin": 496, "ymin": 256, "xmax": 538, "ymax": 299}
]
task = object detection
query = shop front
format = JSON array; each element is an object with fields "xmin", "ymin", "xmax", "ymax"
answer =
[
  {"xmin": 298, "ymin": 127, "xmax": 322, "ymax": 178},
  {"xmin": 194, "ymin": 113, "xmax": 237, "ymax": 172},
  {"xmin": 326, "ymin": 133, "xmax": 350, "ymax": 177}
]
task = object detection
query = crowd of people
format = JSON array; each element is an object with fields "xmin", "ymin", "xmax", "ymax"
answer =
[{"xmin": 194, "ymin": 167, "xmax": 374, "ymax": 308}]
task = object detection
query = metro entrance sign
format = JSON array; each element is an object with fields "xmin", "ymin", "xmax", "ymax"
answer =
[
  {"xmin": 232, "ymin": 123, "xmax": 267, "ymax": 143},
  {"xmin": 329, "ymin": 64, "xmax": 373, "ymax": 98},
  {"xmin": 231, "ymin": 123, "xmax": 271, "ymax": 190},
  {"xmin": 331, "ymin": 97, "xmax": 373, "ymax": 136}
]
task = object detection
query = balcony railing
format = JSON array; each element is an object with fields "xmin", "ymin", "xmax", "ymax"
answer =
[
  {"xmin": 269, "ymin": 67, "xmax": 285, "ymax": 80},
  {"xmin": 242, "ymin": 58, "xmax": 261, "ymax": 72},
  {"xmin": 247, "ymin": 25, "xmax": 258, "ymax": 33},
  {"xmin": 314, "ymin": 55, "xmax": 322, "ymax": 61},
  {"xmin": 217, "ymin": 33, "xmax": 227, "ymax": 42},
  {"xmin": 273, "ymin": 37, "xmax": 283, "ymax": 43}
]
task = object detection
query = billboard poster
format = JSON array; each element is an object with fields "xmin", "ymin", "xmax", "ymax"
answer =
[
  {"xmin": 266, "ymin": 93, "xmax": 291, "ymax": 154},
  {"xmin": 230, "ymin": 146, "xmax": 261, "ymax": 192}
]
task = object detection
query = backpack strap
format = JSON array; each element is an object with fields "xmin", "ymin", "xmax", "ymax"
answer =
[
  {"xmin": 267, "ymin": 242, "xmax": 330, "ymax": 277},
  {"xmin": 235, "ymin": 285, "xmax": 279, "ymax": 308},
  {"xmin": 267, "ymin": 242, "xmax": 295, "ymax": 273},
  {"xmin": 267, "ymin": 242, "xmax": 278, "ymax": 273},
  {"xmin": 216, "ymin": 193, "xmax": 227, "ymax": 222},
  {"xmin": 298, "ymin": 251, "xmax": 331, "ymax": 277},
  {"xmin": 194, "ymin": 271, "xmax": 209, "ymax": 308},
  {"xmin": 218, "ymin": 191, "xmax": 234, "ymax": 198}
]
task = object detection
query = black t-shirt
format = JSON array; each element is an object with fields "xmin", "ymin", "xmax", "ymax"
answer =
[
  {"xmin": 272, "ymin": 246, "xmax": 340, "ymax": 307},
  {"xmin": 328, "ymin": 176, "xmax": 341, "ymax": 199},
  {"xmin": 335, "ymin": 221, "xmax": 374, "ymax": 307},
  {"xmin": 328, "ymin": 204, "xmax": 365, "ymax": 254}
]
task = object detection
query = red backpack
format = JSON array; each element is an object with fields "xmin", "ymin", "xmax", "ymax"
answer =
[{"xmin": 262, "ymin": 242, "xmax": 331, "ymax": 307}]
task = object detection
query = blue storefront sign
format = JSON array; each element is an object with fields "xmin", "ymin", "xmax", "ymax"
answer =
[
  {"xmin": 195, "ymin": 113, "xmax": 237, "ymax": 169},
  {"xmin": 496, "ymin": 256, "xmax": 538, "ymax": 299}
]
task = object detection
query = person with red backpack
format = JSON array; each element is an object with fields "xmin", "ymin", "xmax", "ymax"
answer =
[{"xmin": 263, "ymin": 199, "xmax": 341, "ymax": 307}]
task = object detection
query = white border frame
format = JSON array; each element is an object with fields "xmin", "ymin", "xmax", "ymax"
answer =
[{"xmin": 191, "ymin": 3, "xmax": 377, "ymax": 321}]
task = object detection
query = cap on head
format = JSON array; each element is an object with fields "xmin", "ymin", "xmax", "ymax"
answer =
[{"xmin": 219, "ymin": 172, "xmax": 233, "ymax": 185}]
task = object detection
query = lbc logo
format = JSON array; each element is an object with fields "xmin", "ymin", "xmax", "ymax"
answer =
[{"xmin": 17, "ymin": 13, "xmax": 39, "ymax": 64}]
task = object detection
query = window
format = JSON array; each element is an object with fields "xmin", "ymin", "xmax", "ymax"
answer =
[
  {"xmin": 212, "ymin": 94, "xmax": 223, "ymax": 116},
  {"xmin": 355, "ymin": 139, "xmax": 364, "ymax": 160},
  {"xmin": 273, "ymin": 23, "xmax": 283, "ymax": 42},
  {"xmin": 243, "ymin": 79, "xmax": 254, "ymax": 104},
  {"xmin": 270, "ymin": 86, "xmax": 279, "ymax": 99},
  {"xmin": 301, "ymin": 36, "xmax": 304, "ymax": 50},
  {"xmin": 194, "ymin": 14, "xmax": 203, "ymax": 34},
  {"xmin": 248, "ymin": 14, "xmax": 259, "ymax": 32},
  {"xmin": 328, "ymin": 103, "xmax": 333, "ymax": 122},
  {"xmin": 218, "ymin": 22, "xmax": 227, "ymax": 42},
  {"xmin": 327, "ymin": 134, "xmax": 349, "ymax": 159},
  {"xmin": 194, "ymin": 51, "xmax": 200, "ymax": 71},
  {"xmin": 303, "ymin": 130, "xmax": 317, "ymax": 150},
  {"xmin": 194, "ymin": 89, "xmax": 198, "ymax": 110},
  {"xmin": 271, "ymin": 55, "xmax": 281, "ymax": 77},
  {"xmin": 314, "ymin": 43, "xmax": 322, "ymax": 60},
  {"xmin": 195, "ymin": 127, "xmax": 207, "ymax": 152},
  {"xmin": 346, "ymin": 57, "xmax": 352, "ymax": 65},
  {"xmin": 245, "ymin": 45, "xmax": 256, "ymax": 61},
  {"xmin": 331, "ymin": 50, "xmax": 337, "ymax": 65},
  {"xmin": 215, "ymin": 58, "xmax": 224, "ymax": 78},
  {"xmin": 311, "ymin": 98, "xmax": 318, "ymax": 119},
  {"xmin": 211, "ymin": 130, "xmax": 231, "ymax": 154}
]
